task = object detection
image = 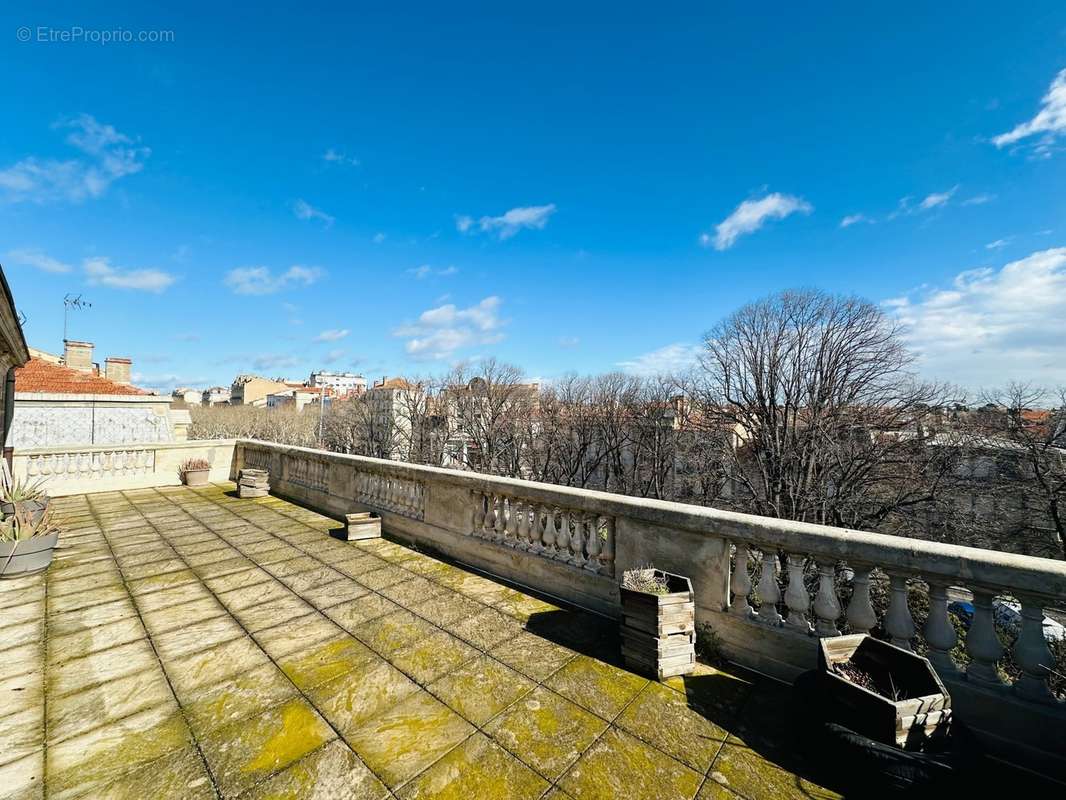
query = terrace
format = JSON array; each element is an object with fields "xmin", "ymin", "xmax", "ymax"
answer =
[{"xmin": 2, "ymin": 438, "xmax": 1065, "ymax": 798}]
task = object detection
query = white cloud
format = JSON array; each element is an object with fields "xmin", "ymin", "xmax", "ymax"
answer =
[
  {"xmin": 558, "ymin": 336, "xmax": 580, "ymax": 348},
  {"xmin": 5, "ymin": 247, "xmax": 71, "ymax": 273},
  {"xmin": 457, "ymin": 205, "xmax": 556, "ymax": 240},
  {"xmin": 985, "ymin": 238, "xmax": 1012, "ymax": 250},
  {"xmin": 314, "ymin": 328, "xmax": 349, "ymax": 342},
  {"xmin": 293, "ymin": 199, "xmax": 335, "ymax": 227},
  {"xmin": 224, "ymin": 265, "xmax": 324, "ymax": 295},
  {"xmin": 250, "ymin": 353, "xmax": 300, "ymax": 372},
  {"xmin": 372, "ymin": 232, "xmax": 386, "ymax": 244},
  {"xmin": 0, "ymin": 114, "xmax": 148, "ymax": 204},
  {"xmin": 617, "ymin": 343, "xmax": 701, "ymax": 376},
  {"xmin": 840, "ymin": 213, "xmax": 872, "ymax": 228},
  {"xmin": 84, "ymin": 256, "xmax": 176, "ymax": 293},
  {"xmin": 918, "ymin": 185, "xmax": 958, "ymax": 210},
  {"xmin": 394, "ymin": 296, "xmax": 506, "ymax": 360},
  {"xmin": 706, "ymin": 193, "xmax": 812, "ymax": 250},
  {"xmin": 963, "ymin": 193, "xmax": 996, "ymax": 206},
  {"xmin": 886, "ymin": 247, "xmax": 1066, "ymax": 387},
  {"xmin": 992, "ymin": 68, "xmax": 1066, "ymax": 154},
  {"xmin": 322, "ymin": 148, "xmax": 360, "ymax": 167},
  {"xmin": 324, "ymin": 348, "xmax": 346, "ymax": 363},
  {"xmin": 407, "ymin": 264, "xmax": 458, "ymax": 279}
]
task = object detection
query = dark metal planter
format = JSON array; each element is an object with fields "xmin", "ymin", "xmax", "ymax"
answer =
[
  {"xmin": 0, "ymin": 532, "xmax": 59, "ymax": 579},
  {"xmin": 0, "ymin": 497, "xmax": 50, "ymax": 527}
]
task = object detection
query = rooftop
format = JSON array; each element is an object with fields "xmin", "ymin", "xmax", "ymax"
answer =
[
  {"xmin": 0, "ymin": 484, "xmax": 846, "ymax": 800},
  {"xmin": 14, "ymin": 357, "xmax": 152, "ymax": 397}
]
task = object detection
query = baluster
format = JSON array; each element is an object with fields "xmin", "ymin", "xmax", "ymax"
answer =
[
  {"xmin": 885, "ymin": 572, "xmax": 915, "ymax": 650},
  {"xmin": 598, "ymin": 516, "xmax": 615, "ymax": 575},
  {"xmin": 513, "ymin": 500, "xmax": 528, "ymax": 549},
  {"xmin": 784, "ymin": 554, "xmax": 811, "ymax": 632},
  {"xmin": 923, "ymin": 582, "xmax": 958, "ymax": 675},
  {"xmin": 27, "ymin": 455, "xmax": 39, "ymax": 478},
  {"xmin": 504, "ymin": 497, "xmax": 519, "ymax": 547},
  {"xmin": 555, "ymin": 509, "xmax": 571, "ymax": 560},
  {"xmin": 494, "ymin": 495, "xmax": 507, "ymax": 541},
  {"xmin": 569, "ymin": 512, "xmax": 586, "ymax": 567},
  {"xmin": 472, "ymin": 490, "xmax": 486, "ymax": 534},
  {"xmin": 1013, "ymin": 595, "xmax": 1054, "ymax": 702},
  {"xmin": 730, "ymin": 543, "xmax": 753, "ymax": 617},
  {"xmin": 966, "ymin": 590, "xmax": 1005, "ymax": 686},
  {"xmin": 846, "ymin": 565, "xmax": 878, "ymax": 634},
  {"xmin": 813, "ymin": 560, "xmax": 841, "ymax": 636},
  {"xmin": 582, "ymin": 513, "xmax": 600, "ymax": 571},
  {"xmin": 541, "ymin": 506, "xmax": 558, "ymax": 555},
  {"xmin": 756, "ymin": 549, "xmax": 783, "ymax": 625}
]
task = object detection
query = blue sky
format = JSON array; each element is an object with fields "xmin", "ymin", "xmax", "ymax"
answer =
[{"xmin": 2, "ymin": 3, "xmax": 1065, "ymax": 393}]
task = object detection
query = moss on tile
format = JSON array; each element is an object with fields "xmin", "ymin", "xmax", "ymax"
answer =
[
  {"xmin": 397, "ymin": 733, "xmax": 548, "ymax": 800},
  {"xmin": 485, "ymin": 687, "xmax": 608, "ymax": 779},
  {"xmin": 490, "ymin": 631, "xmax": 576, "ymax": 682},
  {"xmin": 428, "ymin": 655, "xmax": 535, "ymax": 726},
  {"xmin": 616, "ymin": 682, "xmax": 728, "ymax": 772},
  {"xmin": 241, "ymin": 740, "xmax": 386, "ymax": 800},
  {"xmin": 351, "ymin": 610, "xmax": 437, "ymax": 657},
  {"xmin": 309, "ymin": 658, "xmax": 419, "ymax": 735},
  {"xmin": 545, "ymin": 656, "xmax": 648, "ymax": 720},
  {"xmin": 91, "ymin": 746, "xmax": 214, "ymax": 800},
  {"xmin": 277, "ymin": 635, "xmax": 375, "ymax": 692},
  {"xmin": 446, "ymin": 607, "xmax": 523, "ymax": 650},
  {"xmin": 391, "ymin": 629, "xmax": 478, "ymax": 684},
  {"xmin": 707, "ymin": 744, "xmax": 841, "ymax": 800},
  {"xmin": 182, "ymin": 662, "xmax": 297, "ymax": 737}
]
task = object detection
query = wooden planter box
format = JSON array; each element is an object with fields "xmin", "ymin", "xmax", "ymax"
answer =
[
  {"xmin": 819, "ymin": 634, "xmax": 951, "ymax": 748},
  {"xmin": 620, "ymin": 570, "xmax": 695, "ymax": 680},
  {"xmin": 339, "ymin": 512, "xmax": 381, "ymax": 541}
]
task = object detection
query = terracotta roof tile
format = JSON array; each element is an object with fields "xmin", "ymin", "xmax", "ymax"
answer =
[{"xmin": 14, "ymin": 357, "xmax": 153, "ymax": 396}]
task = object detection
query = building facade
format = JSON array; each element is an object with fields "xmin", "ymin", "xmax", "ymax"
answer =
[{"xmin": 309, "ymin": 371, "xmax": 367, "ymax": 397}]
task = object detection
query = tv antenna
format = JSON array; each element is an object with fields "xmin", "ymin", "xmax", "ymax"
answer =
[{"xmin": 63, "ymin": 294, "xmax": 92, "ymax": 341}]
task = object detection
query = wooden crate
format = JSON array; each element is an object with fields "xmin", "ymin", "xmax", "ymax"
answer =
[
  {"xmin": 620, "ymin": 570, "xmax": 696, "ymax": 680},
  {"xmin": 340, "ymin": 512, "xmax": 381, "ymax": 541},
  {"xmin": 819, "ymin": 634, "xmax": 951, "ymax": 748}
]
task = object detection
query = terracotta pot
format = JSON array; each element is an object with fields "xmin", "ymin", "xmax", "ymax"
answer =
[
  {"xmin": 0, "ymin": 497, "xmax": 50, "ymax": 527},
  {"xmin": 183, "ymin": 469, "xmax": 210, "ymax": 487},
  {"xmin": 0, "ymin": 531, "xmax": 59, "ymax": 578}
]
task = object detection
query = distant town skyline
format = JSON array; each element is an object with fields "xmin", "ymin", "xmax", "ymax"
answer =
[{"xmin": 1, "ymin": 4, "xmax": 1065, "ymax": 394}]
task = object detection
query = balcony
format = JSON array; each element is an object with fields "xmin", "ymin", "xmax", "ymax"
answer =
[{"xmin": 3, "ymin": 439, "xmax": 1065, "ymax": 797}]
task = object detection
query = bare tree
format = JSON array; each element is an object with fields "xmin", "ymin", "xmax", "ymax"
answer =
[{"xmin": 689, "ymin": 289, "xmax": 960, "ymax": 534}]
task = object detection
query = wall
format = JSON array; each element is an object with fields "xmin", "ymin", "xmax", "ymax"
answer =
[{"xmin": 9, "ymin": 394, "xmax": 177, "ymax": 449}]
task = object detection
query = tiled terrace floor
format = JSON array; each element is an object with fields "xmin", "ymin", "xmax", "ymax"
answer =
[{"xmin": 1, "ymin": 483, "xmax": 843, "ymax": 800}]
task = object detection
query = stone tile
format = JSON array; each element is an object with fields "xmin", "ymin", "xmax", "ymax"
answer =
[
  {"xmin": 49, "ymin": 639, "xmax": 158, "ymax": 698},
  {"xmin": 495, "ymin": 590, "xmax": 563, "ymax": 623},
  {"xmin": 0, "ymin": 665, "xmax": 42, "ymax": 718},
  {"xmin": 242, "ymin": 740, "xmax": 388, "ymax": 800},
  {"xmin": 0, "ymin": 620, "xmax": 42, "ymax": 653},
  {"xmin": 216, "ymin": 578, "xmax": 293, "ymax": 611},
  {"xmin": 545, "ymin": 656, "xmax": 649, "ymax": 721},
  {"xmin": 47, "ymin": 569, "xmax": 124, "ymax": 598},
  {"xmin": 378, "ymin": 575, "xmax": 448, "ymax": 607},
  {"xmin": 47, "ymin": 598, "xmax": 138, "ymax": 637},
  {"xmin": 490, "ymin": 631, "xmax": 577, "ymax": 681},
  {"xmin": 183, "ymin": 546, "xmax": 241, "ymax": 567},
  {"xmin": 46, "ymin": 584, "xmax": 128, "ymax": 615},
  {"xmin": 254, "ymin": 613, "xmax": 342, "ymax": 660},
  {"xmin": 232, "ymin": 594, "xmax": 313, "ymax": 633},
  {"xmin": 301, "ymin": 578, "xmax": 370, "ymax": 609},
  {"xmin": 140, "ymin": 596, "xmax": 228, "ymax": 636},
  {"xmin": 152, "ymin": 614, "xmax": 243, "ymax": 661},
  {"xmin": 0, "ymin": 706, "xmax": 43, "ymax": 770},
  {"xmin": 194, "ymin": 555, "xmax": 256, "ymax": 579},
  {"xmin": 364, "ymin": 540, "xmax": 420, "ymax": 564},
  {"xmin": 277, "ymin": 564, "xmax": 345, "ymax": 594},
  {"xmin": 441, "ymin": 572, "xmax": 515, "ymax": 604},
  {"xmin": 351, "ymin": 609, "xmax": 439, "ymax": 657},
  {"xmin": 704, "ymin": 743, "xmax": 841, "ymax": 800},
  {"xmin": 115, "ymin": 545, "xmax": 178, "ymax": 569},
  {"xmin": 0, "ymin": 749, "xmax": 43, "ymax": 800},
  {"xmin": 46, "ymin": 702, "xmax": 192, "ymax": 800},
  {"xmin": 333, "ymin": 554, "xmax": 389, "ymax": 578},
  {"xmin": 486, "ymin": 686, "xmax": 608, "ymax": 780},
  {"xmin": 428, "ymin": 654, "xmax": 536, "ymax": 726},
  {"xmin": 397, "ymin": 733, "xmax": 548, "ymax": 800},
  {"xmin": 132, "ymin": 580, "xmax": 211, "ymax": 614},
  {"xmin": 391, "ymin": 629, "xmax": 479, "ymax": 684},
  {"xmin": 121, "ymin": 557, "xmax": 188, "ymax": 581},
  {"xmin": 276, "ymin": 633, "xmax": 377, "ymax": 692},
  {"xmin": 559, "ymin": 727, "xmax": 702, "ymax": 800},
  {"xmin": 47, "ymin": 665, "xmax": 173, "ymax": 745},
  {"xmin": 198, "ymin": 697, "xmax": 335, "ymax": 799},
  {"xmin": 90, "ymin": 746, "xmax": 214, "ymax": 800},
  {"xmin": 263, "ymin": 555, "xmax": 320, "ymax": 578},
  {"xmin": 181, "ymin": 662, "xmax": 297, "ymax": 738},
  {"xmin": 203, "ymin": 566, "xmax": 273, "ymax": 594},
  {"xmin": 308, "ymin": 658, "xmax": 419, "ymax": 737},
  {"xmin": 357, "ymin": 564, "xmax": 411, "ymax": 591},
  {"xmin": 446, "ymin": 607, "xmax": 523, "ymax": 650},
  {"xmin": 345, "ymin": 690, "xmax": 474, "ymax": 789},
  {"xmin": 125, "ymin": 569, "xmax": 201, "ymax": 597},
  {"xmin": 323, "ymin": 593, "xmax": 401, "ymax": 632},
  {"xmin": 616, "ymin": 682, "xmax": 729, "ymax": 772},
  {"xmin": 408, "ymin": 590, "xmax": 487, "ymax": 626},
  {"xmin": 661, "ymin": 664, "xmax": 753, "ymax": 722},
  {"xmin": 165, "ymin": 636, "xmax": 272, "ymax": 696}
]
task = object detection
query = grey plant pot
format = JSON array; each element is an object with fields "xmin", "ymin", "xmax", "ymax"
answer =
[
  {"xmin": 183, "ymin": 469, "xmax": 210, "ymax": 487},
  {"xmin": 0, "ymin": 531, "xmax": 59, "ymax": 579},
  {"xmin": 0, "ymin": 497, "xmax": 50, "ymax": 527}
]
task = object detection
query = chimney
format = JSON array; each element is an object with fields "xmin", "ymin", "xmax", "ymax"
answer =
[
  {"xmin": 63, "ymin": 340, "xmax": 94, "ymax": 373},
  {"xmin": 105, "ymin": 357, "xmax": 132, "ymax": 384}
]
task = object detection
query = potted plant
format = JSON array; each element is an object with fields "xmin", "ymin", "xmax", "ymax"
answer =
[
  {"xmin": 179, "ymin": 457, "xmax": 211, "ymax": 487},
  {"xmin": 0, "ymin": 506, "xmax": 61, "ymax": 579},
  {"xmin": 0, "ymin": 462, "xmax": 49, "ymax": 526},
  {"xmin": 620, "ymin": 566, "xmax": 696, "ymax": 680},
  {"xmin": 819, "ymin": 634, "xmax": 951, "ymax": 748}
]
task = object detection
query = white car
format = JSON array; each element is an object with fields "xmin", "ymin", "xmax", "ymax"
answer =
[{"xmin": 993, "ymin": 599, "xmax": 1066, "ymax": 643}]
